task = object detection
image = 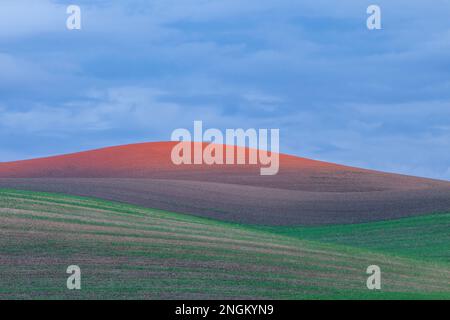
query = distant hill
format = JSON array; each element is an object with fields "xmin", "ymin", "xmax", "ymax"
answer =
[{"xmin": 1, "ymin": 141, "xmax": 450, "ymax": 225}]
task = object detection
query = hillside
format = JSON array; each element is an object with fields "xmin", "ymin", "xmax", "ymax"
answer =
[
  {"xmin": 0, "ymin": 189, "xmax": 449, "ymax": 299},
  {"xmin": 1, "ymin": 142, "xmax": 450, "ymax": 225}
]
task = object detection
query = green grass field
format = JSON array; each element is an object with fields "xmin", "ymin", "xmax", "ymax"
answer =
[
  {"xmin": 256, "ymin": 214, "xmax": 450, "ymax": 263},
  {"xmin": 0, "ymin": 189, "xmax": 449, "ymax": 300}
]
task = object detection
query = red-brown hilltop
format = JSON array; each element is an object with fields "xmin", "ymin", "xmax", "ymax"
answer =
[
  {"xmin": 1, "ymin": 141, "xmax": 450, "ymax": 225},
  {"xmin": 0, "ymin": 141, "xmax": 345, "ymax": 176},
  {"xmin": 0, "ymin": 141, "xmax": 447, "ymax": 192},
  {"xmin": 0, "ymin": 142, "xmax": 178, "ymax": 178}
]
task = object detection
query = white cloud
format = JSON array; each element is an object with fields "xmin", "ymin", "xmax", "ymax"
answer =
[
  {"xmin": 0, "ymin": 53, "xmax": 49, "ymax": 86},
  {"xmin": 0, "ymin": 0, "xmax": 64, "ymax": 38},
  {"xmin": 1, "ymin": 0, "xmax": 450, "ymax": 180},
  {"xmin": 0, "ymin": 86, "xmax": 226, "ymax": 135}
]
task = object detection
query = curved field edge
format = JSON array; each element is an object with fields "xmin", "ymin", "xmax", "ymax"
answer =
[
  {"xmin": 0, "ymin": 188, "xmax": 449, "ymax": 300},
  {"xmin": 254, "ymin": 214, "xmax": 450, "ymax": 264}
]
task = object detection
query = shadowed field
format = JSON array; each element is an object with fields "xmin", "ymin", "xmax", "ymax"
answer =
[
  {"xmin": 0, "ymin": 189, "xmax": 449, "ymax": 300},
  {"xmin": 1, "ymin": 142, "xmax": 450, "ymax": 225}
]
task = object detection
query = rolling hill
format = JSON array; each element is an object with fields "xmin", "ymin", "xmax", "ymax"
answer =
[
  {"xmin": 1, "ymin": 142, "xmax": 450, "ymax": 225},
  {"xmin": 0, "ymin": 189, "xmax": 449, "ymax": 299}
]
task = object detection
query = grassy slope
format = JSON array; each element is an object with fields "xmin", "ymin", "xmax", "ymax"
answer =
[
  {"xmin": 0, "ymin": 189, "xmax": 449, "ymax": 300},
  {"xmin": 256, "ymin": 214, "xmax": 450, "ymax": 263}
]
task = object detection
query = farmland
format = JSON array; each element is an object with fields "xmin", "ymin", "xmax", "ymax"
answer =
[{"xmin": 0, "ymin": 189, "xmax": 449, "ymax": 300}]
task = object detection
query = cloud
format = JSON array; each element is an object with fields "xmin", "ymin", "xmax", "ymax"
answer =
[
  {"xmin": 0, "ymin": 86, "xmax": 227, "ymax": 135},
  {"xmin": 1, "ymin": 0, "xmax": 450, "ymax": 179},
  {"xmin": 0, "ymin": 0, "xmax": 64, "ymax": 39}
]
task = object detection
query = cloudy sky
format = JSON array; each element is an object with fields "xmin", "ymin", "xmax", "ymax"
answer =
[{"xmin": 1, "ymin": 0, "xmax": 450, "ymax": 179}]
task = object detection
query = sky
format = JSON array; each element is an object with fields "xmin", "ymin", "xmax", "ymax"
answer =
[{"xmin": 1, "ymin": 0, "xmax": 450, "ymax": 180}]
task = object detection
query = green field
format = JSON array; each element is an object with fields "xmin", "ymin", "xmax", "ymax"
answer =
[
  {"xmin": 0, "ymin": 189, "xmax": 449, "ymax": 300},
  {"xmin": 256, "ymin": 214, "xmax": 450, "ymax": 263}
]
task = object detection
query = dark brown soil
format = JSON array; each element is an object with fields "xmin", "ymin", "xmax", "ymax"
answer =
[
  {"xmin": 1, "ymin": 142, "xmax": 450, "ymax": 226},
  {"xmin": 1, "ymin": 177, "xmax": 450, "ymax": 226}
]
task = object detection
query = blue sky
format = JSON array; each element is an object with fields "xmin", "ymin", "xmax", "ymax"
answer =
[{"xmin": 1, "ymin": 0, "xmax": 450, "ymax": 179}]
